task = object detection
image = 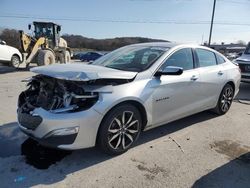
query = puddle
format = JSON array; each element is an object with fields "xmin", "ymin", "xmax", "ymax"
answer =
[
  {"xmin": 0, "ymin": 123, "xmax": 72, "ymax": 169},
  {"xmin": 211, "ymin": 140, "xmax": 250, "ymax": 164},
  {"xmin": 0, "ymin": 122, "xmax": 27, "ymax": 158},
  {"xmin": 237, "ymin": 152, "xmax": 250, "ymax": 164},
  {"xmin": 21, "ymin": 138, "xmax": 71, "ymax": 169}
]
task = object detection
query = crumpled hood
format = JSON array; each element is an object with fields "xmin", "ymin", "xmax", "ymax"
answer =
[
  {"xmin": 236, "ymin": 54, "xmax": 250, "ymax": 63},
  {"xmin": 30, "ymin": 63, "xmax": 138, "ymax": 81}
]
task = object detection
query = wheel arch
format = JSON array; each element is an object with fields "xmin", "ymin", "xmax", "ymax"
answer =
[
  {"xmin": 95, "ymin": 99, "xmax": 148, "ymax": 144},
  {"xmin": 226, "ymin": 81, "xmax": 235, "ymax": 92},
  {"xmin": 12, "ymin": 53, "xmax": 21, "ymax": 61}
]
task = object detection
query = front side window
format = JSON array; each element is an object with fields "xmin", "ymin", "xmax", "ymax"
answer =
[
  {"xmin": 196, "ymin": 49, "xmax": 217, "ymax": 67},
  {"xmin": 160, "ymin": 48, "xmax": 194, "ymax": 71}
]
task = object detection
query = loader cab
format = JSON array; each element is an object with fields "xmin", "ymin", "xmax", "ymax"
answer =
[{"xmin": 33, "ymin": 22, "xmax": 61, "ymax": 48}]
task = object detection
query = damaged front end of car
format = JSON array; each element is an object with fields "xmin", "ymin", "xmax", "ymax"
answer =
[
  {"xmin": 18, "ymin": 75, "xmax": 135, "ymax": 128},
  {"xmin": 17, "ymin": 75, "xmax": 100, "ymax": 130},
  {"xmin": 19, "ymin": 75, "xmax": 99, "ymax": 113},
  {"xmin": 17, "ymin": 64, "xmax": 138, "ymax": 149}
]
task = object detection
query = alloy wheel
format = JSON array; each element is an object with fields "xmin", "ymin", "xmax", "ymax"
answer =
[
  {"xmin": 220, "ymin": 86, "xmax": 233, "ymax": 112},
  {"xmin": 107, "ymin": 111, "xmax": 140, "ymax": 150}
]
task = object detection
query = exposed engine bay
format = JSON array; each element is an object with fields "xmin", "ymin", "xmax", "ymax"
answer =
[
  {"xmin": 18, "ymin": 75, "xmax": 100, "ymax": 114},
  {"xmin": 18, "ymin": 74, "xmax": 133, "ymax": 114}
]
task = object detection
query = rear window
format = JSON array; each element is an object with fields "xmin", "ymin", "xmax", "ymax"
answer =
[
  {"xmin": 196, "ymin": 48, "xmax": 217, "ymax": 67},
  {"xmin": 216, "ymin": 54, "xmax": 226, "ymax": 64}
]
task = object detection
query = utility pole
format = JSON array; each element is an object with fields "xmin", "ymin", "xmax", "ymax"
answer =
[{"xmin": 208, "ymin": 0, "xmax": 216, "ymax": 46}]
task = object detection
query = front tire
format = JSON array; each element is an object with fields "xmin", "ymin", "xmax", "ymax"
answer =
[
  {"xmin": 97, "ymin": 104, "xmax": 142, "ymax": 155},
  {"xmin": 10, "ymin": 55, "xmax": 20, "ymax": 68},
  {"xmin": 213, "ymin": 83, "xmax": 234, "ymax": 115},
  {"xmin": 37, "ymin": 50, "xmax": 55, "ymax": 66}
]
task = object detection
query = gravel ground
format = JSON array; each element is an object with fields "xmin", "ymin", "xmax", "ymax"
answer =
[{"xmin": 0, "ymin": 64, "xmax": 249, "ymax": 188}]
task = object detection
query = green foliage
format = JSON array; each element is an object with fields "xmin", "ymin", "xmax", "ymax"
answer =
[{"xmin": 0, "ymin": 29, "xmax": 20, "ymax": 49}]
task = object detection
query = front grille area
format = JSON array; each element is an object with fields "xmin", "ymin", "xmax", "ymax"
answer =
[
  {"xmin": 238, "ymin": 63, "xmax": 250, "ymax": 73},
  {"xmin": 18, "ymin": 110, "xmax": 42, "ymax": 130},
  {"xmin": 242, "ymin": 75, "xmax": 250, "ymax": 79}
]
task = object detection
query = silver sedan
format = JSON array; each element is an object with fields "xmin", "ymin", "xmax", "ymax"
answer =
[{"xmin": 17, "ymin": 42, "xmax": 241, "ymax": 155}]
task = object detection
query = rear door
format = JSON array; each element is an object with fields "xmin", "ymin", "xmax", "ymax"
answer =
[{"xmin": 194, "ymin": 48, "xmax": 226, "ymax": 107}]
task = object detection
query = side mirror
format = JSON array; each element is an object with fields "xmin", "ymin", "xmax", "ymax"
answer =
[
  {"xmin": 28, "ymin": 24, "xmax": 31, "ymax": 30},
  {"xmin": 155, "ymin": 66, "xmax": 183, "ymax": 77},
  {"xmin": 237, "ymin": 52, "xmax": 243, "ymax": 56},
  {"xmin": 0, "ymin": 40, "xmax": 6, "ymax": 45}
]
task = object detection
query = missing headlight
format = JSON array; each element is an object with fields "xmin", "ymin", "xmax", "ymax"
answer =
[{"xmin": 18, "ymin": 75, "xmax": 99, "ymax": 114}]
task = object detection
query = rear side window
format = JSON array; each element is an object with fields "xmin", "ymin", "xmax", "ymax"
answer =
[
  {"xmin": 162, "ymin": 48, "xmax": 194, "ymax": 71},
  {"xmin": 216, "ymin": 54, "xmax": 226, "ymax": 64},
  {"xmin": 196, "ymin": 49, "xmax": 217, "ymax": 67}
]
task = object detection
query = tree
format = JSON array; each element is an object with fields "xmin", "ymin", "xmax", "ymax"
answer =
[
  {"xmin": 0, "ymin": 29, "xmax": 20, "ymax": 49},
  {"xmin": 0, "ymin": 28, "xmax": 168, "ymax": 51},
  {"xmin": 236, "ymin": 40, "xmax": 246, "ymax": 45}
]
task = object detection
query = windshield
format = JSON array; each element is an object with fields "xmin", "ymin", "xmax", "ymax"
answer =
[
  {"xmin": 34, "ymin": 24, "xmax": 54, "ymax": 39},
  {"xmin": 92, "ymin": 45, "xmax": 169, "ymax": 72},
  {"xmin": 244, "ymin": 43, "xmax": 250, "ymax": 54}
]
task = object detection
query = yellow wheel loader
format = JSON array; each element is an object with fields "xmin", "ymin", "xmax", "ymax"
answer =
[{"xmin": 18, "ymin": 22, "xmax": 71, "ymax": 68}]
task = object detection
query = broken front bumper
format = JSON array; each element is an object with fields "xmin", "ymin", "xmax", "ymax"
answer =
[{"xmin": 17, "ymin": 107, "xmax": 103, "ymax": 150}]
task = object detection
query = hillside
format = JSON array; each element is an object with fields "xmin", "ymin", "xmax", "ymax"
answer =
[
  {"xmin": 62, "ymin": 34, "xmax": 168, "ymax": 51},
  {"xmin": 0, "ymin": 28, "xmax": 168, "ymax": 51}
]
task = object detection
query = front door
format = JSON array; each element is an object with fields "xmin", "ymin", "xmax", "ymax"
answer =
[{"xmin": 151, "ymin": 48, "xmax": 202, "ymax": 126}]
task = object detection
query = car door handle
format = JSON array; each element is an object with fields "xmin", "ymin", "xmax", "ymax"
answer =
[
  {"xmin": 190, "ymin": 75, "xmax": 198, "ymax": 81},
  {"xmin": 218, "ymin": 71, "xmax": 224, "ymax": 76}
]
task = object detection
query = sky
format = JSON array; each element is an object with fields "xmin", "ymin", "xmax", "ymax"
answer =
[{"xmin": 0, "ymin": 0, "xmax": 249, "ymax": 44}]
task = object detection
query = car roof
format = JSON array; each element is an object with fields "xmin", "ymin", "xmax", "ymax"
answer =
[
  {"xmin": 128, "ymin": 42, "xmax": 180, "ymax": 48},
  {"xmin": 128, "ymin": 42, "xmax": 217, "ymax": 50}
]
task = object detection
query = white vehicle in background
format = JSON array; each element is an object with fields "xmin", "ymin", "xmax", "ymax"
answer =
[
  {"xmin": 0, "ymin": 39, "xmax": 22, "ymax": 68},
  {"xmin": 234, "ymin": 42, "xmax": 250, "ymax": 83}
]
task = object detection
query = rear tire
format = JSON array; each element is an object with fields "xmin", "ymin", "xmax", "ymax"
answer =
[
  {"xmin": 213, "ymin": 83, "xmax": 234, "ymax": 115},
  {"xmin": 37, "ymin": 50, "xmax": 55, "ymax": 66},
  {"xmin": 10, "ymin": 55, "xmax": 20, "ymax": 68},
  {"xmin": 97, "ymin": 104, "xmax": 142, "ymax": 155}
]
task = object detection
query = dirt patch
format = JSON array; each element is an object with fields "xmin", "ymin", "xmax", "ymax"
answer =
[
  {"xmin": 137, "ymin": 164, "xmax": 169, "ymax": 180},
  {"xmin": 144, "ymin": 173, "xmax": 155, "ymax": 180},
  {"xmin": 131, "ymin": 158, "xmax": 169, "ymax": 180},
  {"xmin": 131, "ymin": 158, "xmax": 146, "ymax": 165},
  {"xmin": 211, "ymin": 140, "xmax": 250, "ymax": 164}
]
